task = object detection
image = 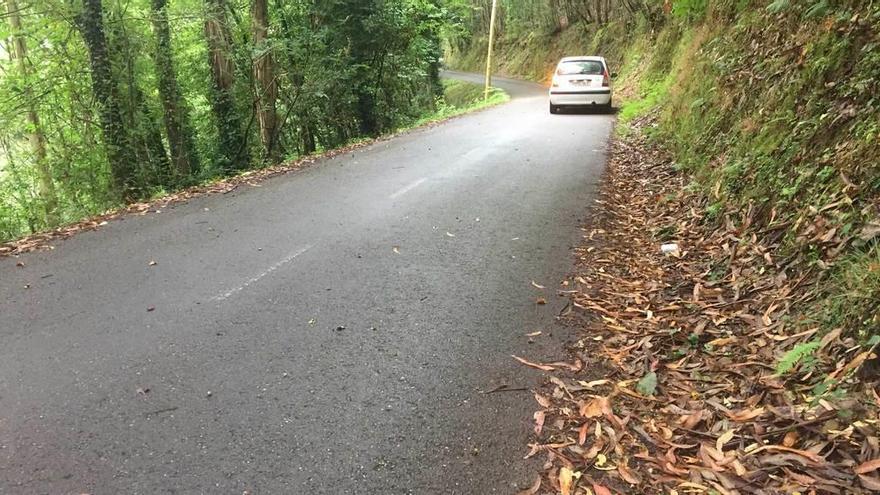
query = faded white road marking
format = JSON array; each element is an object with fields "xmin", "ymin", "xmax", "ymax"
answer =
[
  {"xmin": 460, "ymin": 147, "xmax": 492, "ymax": 163},
  {"xmin": 389, "ymin": 178, "xmax": 427, "ymax": 199},
  {"xmin": 213, "ymin": 245, "xmax": 312, "ymax": 301}
]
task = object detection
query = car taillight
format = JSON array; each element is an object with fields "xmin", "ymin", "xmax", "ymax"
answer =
[
  {"xmin": 551, "ymin": 76, "xmax": 560, "ymax": 88},
  {"xmin": 602, "ymin": 70, "xmax": 610, "ymax": 87}
]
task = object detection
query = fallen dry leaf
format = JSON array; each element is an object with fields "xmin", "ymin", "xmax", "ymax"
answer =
[
  {"xmin": 727, "ymin": 407, "xmax": 765, "ymax": 422},
  {"xmin": 580, "ymin": 397, "xmax": 607, "ymax": 419},
  {"xmin": 548, "ymin": 358, "xmax": 583, "ymax": 372},
  {"xmin": 534, "ymin": 393, "xmax": 552, "ymax": 408},
  {"xmin": 534, "ymin": 411, "xmax": 545, "ymax": 435},
  {"xmin": 618, "ymin": 464, "xmax": 640, "ymax": 485},
  {"xmin": 578, "ymin": 422, "xmax": 589, "ymax": 445},
  {"xmin": 747, "ymin": 445, "xmax": 826, "ymax": 464},
  {"xmin": 559, "ymin": 467, "xmax": 574, "ymax": 495},
  {"xmin": 516, "ymin": 476, "xmax": 541, "ymax": 495},
  {"xmin": 716, "ymin": 429, "xmax": 734, "ymax": 452},
  {"xmin": 512, "ymin": 355, "xmax": 555, "ymax": 371},
  {"xmin": 592, "ymin": 483, "xmax": 613, "ymax": 495},
  {"xmin": 855, "ymin": 458, "xmax": 880, "ymax": 475}
]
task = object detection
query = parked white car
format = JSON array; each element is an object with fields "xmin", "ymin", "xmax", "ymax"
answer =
[{"xmin": 549, "ymin": 56, "xmax": 614, "ymax": 114}]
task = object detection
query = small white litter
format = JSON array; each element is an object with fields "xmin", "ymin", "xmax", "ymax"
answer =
[{"xmin": 660, "ymin": 243, "xmax": 680, "ymax": 255}]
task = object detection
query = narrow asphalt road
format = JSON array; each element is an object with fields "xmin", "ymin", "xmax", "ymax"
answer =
[{"xmin": 0, "ymin": 72, "xmax": 614, "ymax": 494}]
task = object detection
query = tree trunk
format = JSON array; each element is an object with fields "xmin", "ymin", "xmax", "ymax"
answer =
[
  {"xmin": 251, "ymin": 0, "xmax": 280, "ymax": 163},
  {"xmin": 77, "ymin": 0, "xmax": 138, "ymax": 200},
  {"xmin": 204, "ymin": 0, "xmax": 247, "ymax": 172},
  {"xmin": 150, "ymin": 0, "xmax": 199, "ymax": 180},
  {"xmin": 6, "ymin": 0, "xmax": 59, "ymax": 226},
  {"xmin": 302, "ymin": 122, "xmax": 316, "ymax": 155},
  {"xmin": 107, "ymin": 12, "xmax": 173, "ymax": 190},
  {"xmin": 349, "ymin": 2, "xmax": 379, "ymax": 136}
]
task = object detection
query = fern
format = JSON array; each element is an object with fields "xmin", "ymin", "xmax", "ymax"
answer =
[
  {"xmin": 776, "ymin": 341, "xmax": 821, "ymax": 375},
  {"xmin": 805, "ymin": 0, "xmax": 830, "ymax": 18},
  {"xmin": 767, "ymin": 0, "xmax": 791, "ymax": 14}
]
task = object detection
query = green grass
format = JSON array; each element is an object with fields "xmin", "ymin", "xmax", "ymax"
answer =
[
  {"xmin": 441, "ymin": 78, "xmax": 492, "ymax": 107},
  {"xmin": 812, "ymin": 245, "xmax": 880, "ymax": 341},
  {"xmin": 618, "ymin": 75, "xmax": 673, "ymax": 122},
  {"xmin": 406, "ymin": 79, "xmax": 509, "ymax": 128}
]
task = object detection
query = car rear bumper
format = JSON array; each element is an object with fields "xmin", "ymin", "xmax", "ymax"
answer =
[{"xmin": 549, "ymin": 89, "xmax": 611, "ymax": 106}]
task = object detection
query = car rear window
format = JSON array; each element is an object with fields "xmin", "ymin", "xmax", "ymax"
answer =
[{"xmin": 556, "ymin": 60, "xmax": 605, "ymax": 76}]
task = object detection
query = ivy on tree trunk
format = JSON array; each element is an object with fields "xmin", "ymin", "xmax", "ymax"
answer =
[
  {"xmin": 205, "ymin": 0, "xmax": 248, "ymax": 172},
  {"xmin": 151, "ymin": 0, "xmax": 200, "ymax": 182},
  {"xmin": 77, "ymin": 0, "xmax": 139, "ymax": 201},
  {"xmin": 251, "ymin": 0, "xmax": 280, "ymax": 163}
]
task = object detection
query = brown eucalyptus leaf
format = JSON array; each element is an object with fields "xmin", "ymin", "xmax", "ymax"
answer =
[{"xmin": 512, "ymin": 355, "xmax": 555, "ymax": 371}]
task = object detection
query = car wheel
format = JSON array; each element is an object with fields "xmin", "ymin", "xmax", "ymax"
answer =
[{"xmin": 550, "ymin": 103, "xmax": 560, "ymax": 114}]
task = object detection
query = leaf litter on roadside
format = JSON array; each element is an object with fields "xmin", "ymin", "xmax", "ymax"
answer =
[{"xmin": 513, "ymin": 115, "xmax": 880, "ymax": 494}]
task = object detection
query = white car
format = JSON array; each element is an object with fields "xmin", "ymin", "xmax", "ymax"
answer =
[{"xmin": 549, "ymin": 56, "xmax": 614, "ymax": 114}]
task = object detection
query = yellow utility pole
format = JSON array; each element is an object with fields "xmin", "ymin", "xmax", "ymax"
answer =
[{"xmin": 484, "ymin": 0, "xmax": 498, "ymax": 100}]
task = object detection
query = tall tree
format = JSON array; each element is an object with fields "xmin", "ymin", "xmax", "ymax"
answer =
[
  {"xmin": 6, "ymin": 0, "xmax": 59, "ymax": 225},
  {"xmin": 76, "ymin": 0, "xmax": 138, "ymax": 200},
  {"xmin": 349, "ymin": 1, "xmax": 380, "ymax": 137},
  {"xmin": 151, "ymin": 0, "xmax": 199, "ymax": 180},
  {"xmin": 106, "ymin": 9, "xmax": 173, "ymax": 190},
  {"xmin": 204, "ymin": 0, "xmax": 247, "ymax": 172},
  {"xmin": 251, "ymin": 0, "xmax": 279, "ymax": 163}
]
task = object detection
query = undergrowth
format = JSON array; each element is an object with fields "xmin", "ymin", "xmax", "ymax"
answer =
[{"xmin": 409, "ymin": 79, "xmax": 509, "ymax": 128}]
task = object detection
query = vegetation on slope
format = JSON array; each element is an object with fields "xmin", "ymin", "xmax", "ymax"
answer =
[
  {"xmin": 412, "ymin": 78, "xmax": 509, "ymax": 126},
  {"xmin": 648, "ymin": 3, "xmax": 880, "ymax": 343}
]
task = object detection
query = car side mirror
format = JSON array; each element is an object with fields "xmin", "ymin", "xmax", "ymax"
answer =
[{"xmin": 611, "ymin": 72, "xmax": 619, "ymax": 79}]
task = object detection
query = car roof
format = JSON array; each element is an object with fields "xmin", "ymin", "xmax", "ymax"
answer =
[{"xmin": 558, "ymin": 56, "xmax": 605, "ymax": 63}]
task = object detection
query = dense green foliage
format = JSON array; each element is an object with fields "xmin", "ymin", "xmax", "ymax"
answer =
[{"xmin": 0, "ymin": 0, "xmax": 448, "ymax": 241}]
